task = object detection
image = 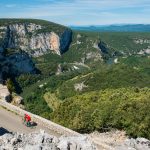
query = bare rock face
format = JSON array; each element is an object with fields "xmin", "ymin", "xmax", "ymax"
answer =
[
  {"xmin": 30, "ymin": 32, "xmax": 61, "ymax": 56},
  {"xmin": 74, "ymin": 82, "xmax": 88, "ymax": 92},
  {"xmin": 115, "ymin": 138, "xmax": 150, "ymax": 150},
  {"xmin": 13, "ymin": 96, "xmax": 23, "ymax": 104},
  {"xmin": 0, "ymin": 84, "xmax": 10, "ymax": 101},
  {"xmin": 58, "ymin": 136, "xmax": 96, "ymax": 150},
  {"xmin": 0, "ymin": 130, "xmax": 97, "ymax": 150},
  {"xmin": 88, "ymin": 130, "xmax": 150, "ymax": 150},
  {"xmin": 0, "ymin": 23, "xmax": 72, "ymax": 57}
]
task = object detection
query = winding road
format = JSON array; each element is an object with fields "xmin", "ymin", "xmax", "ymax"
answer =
[
  {"xmin": 0, "ymin": 106, "xmax": 108, "ymax": 150},
  {"xmin": 0, "ymin": 106, "xmax": 60, "ymax": 137}
]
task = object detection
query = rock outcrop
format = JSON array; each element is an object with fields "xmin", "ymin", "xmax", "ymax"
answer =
[
  {"xmin": 0, "ymin": 84, "xmax": 10, "ymax": 101},
  {"xmin": 11, "ymin": 95, "xmax": 24, "ymax": 108},
  {"xmin": 0, "ymin": 130, "xmax": 96, "ymax": 150},
  {"xmin": 115, "ymin": 138, "xmax": 150, "ymax": 150},
  {"xmin": 0, "ymin": 129, "xmax": 149, "ymax": 150},
  {"xmin": 0, "ymin": 21, "xmax": 72, "ymax": 56},
  {"xmin": 74, "ymin": 82, "xmax": 88, "ymax": 91},
  {"xmin": 88, "ymin": 130, "xmax": 150, "ymax": 150}
]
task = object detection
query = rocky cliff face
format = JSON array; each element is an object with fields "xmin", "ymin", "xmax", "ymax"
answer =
[
  {"xmin": 0, "ymin": 20, "xmax": 72, "ymax": 79},
  {"xmin": 7, "ymin": 52, "xmax": 35, "ymax": 75},
  {"xmin": 0, "ymin": 52, "xmax": 35, "ymax": 79},
  {"xmin": 0, "ymin": 23, "xmax": 72, "ymax": 56}
]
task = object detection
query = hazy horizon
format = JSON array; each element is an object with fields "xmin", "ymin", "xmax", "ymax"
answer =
[
  {"xmin": 69, "ymin": 23, "xmax": 150, "ymax": 27},
  {"xmin": 0, "ymin": 0, "xmax": 150, "ymax": 26}
]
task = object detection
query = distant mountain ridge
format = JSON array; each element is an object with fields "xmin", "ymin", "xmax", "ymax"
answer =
[{"xmin": 70, "ymin": 24, "xmax": 150, "ymax": 32}]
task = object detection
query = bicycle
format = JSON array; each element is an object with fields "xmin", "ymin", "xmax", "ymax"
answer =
[{"xmin": 22, "ymin": 117, "xmax": 37, "ymax": 129}]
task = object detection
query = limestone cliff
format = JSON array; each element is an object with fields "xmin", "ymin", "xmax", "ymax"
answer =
[
  {"xmin": 0, "ymin": 20, "xmax": 72, "ymax": 56},
  {"xmin": 0, "ymin": 19, "xmax": 72, "ymax": 80}
]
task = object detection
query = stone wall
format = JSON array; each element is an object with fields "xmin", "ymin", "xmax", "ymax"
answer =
[{"xmin": 0, "ymin": 100, "xmax": 80, "ymax": 137}]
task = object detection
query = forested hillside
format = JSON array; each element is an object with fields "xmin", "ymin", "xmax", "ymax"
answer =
[{"xmin": 0, "ymin": 19, "xmax": 149, "ymax": 140}]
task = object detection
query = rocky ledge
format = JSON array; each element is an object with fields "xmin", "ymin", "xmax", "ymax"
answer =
[{"xmin": 0, "ymin": 130, "xmax": 96, "ymax": 150}]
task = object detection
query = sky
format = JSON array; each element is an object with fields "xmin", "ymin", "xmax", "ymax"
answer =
[{"xmin": 0, "ymin": 0, "xmax": 150, "ymax": 26}]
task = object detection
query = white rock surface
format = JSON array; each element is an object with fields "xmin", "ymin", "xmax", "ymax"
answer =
[
  {"xmin": 88, "ymin": 130, "xmax": 150, "ymax": 150},
  {"xmin": 134, "ymin": 39, "xmax": 150, "ymax": 44},
  {"xmin": 0, "ymin": 130, "xmax": 97, "ymax": 150},
  {"xmin": 115, "ymin": 138, "xmax": 150, "ymax": 150},
  {"xmin": 0, "ymin": 23, "xmax": 72, "ymax": 57},
  {"xmin": 74, "ymin": 82, "xmax": 88, "ymax": 92}
]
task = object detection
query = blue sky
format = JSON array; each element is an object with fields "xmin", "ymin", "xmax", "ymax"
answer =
[{"xmin": 0, "ymin": 0, "xmax": 150, "ymax": 26}]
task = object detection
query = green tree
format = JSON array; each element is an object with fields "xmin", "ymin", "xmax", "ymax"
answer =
[{"xmin": 6, "ymin": 79, "xmax": 16, "ymax": 93}]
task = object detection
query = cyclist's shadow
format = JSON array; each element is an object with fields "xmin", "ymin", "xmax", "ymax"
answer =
[{"xmin": 31, "ymin": 121, "xmax": 38, "ymax": 127}]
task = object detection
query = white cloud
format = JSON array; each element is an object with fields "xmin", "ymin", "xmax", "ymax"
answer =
[{"xmin": 0, "ymin": 0, "xmax": 150, "ymax": 25}]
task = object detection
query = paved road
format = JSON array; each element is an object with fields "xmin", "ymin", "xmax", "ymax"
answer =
[
  {"xmin": 0, "ymin": 106, "xmax": 105, "ymax": 150},
  {"xmin": 0, "ymin": 106, "xmax": 60, "ymax": 137}
]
